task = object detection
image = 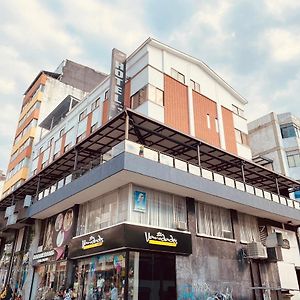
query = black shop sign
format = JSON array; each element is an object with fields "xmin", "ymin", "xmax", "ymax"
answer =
[{"xmin": 69, "ymin": 224, "xmax": 192, "ymax": 258}]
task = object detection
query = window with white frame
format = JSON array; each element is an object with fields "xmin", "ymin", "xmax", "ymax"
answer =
[
  {"xmin": 190, "ymin": 79, "xmax": 200, "ymax": 93},
  {"xmin": 79, "ymin": 109, "xmax": 87, "ymax": 121},
  {"xmin": 196, "ymin": 201, "xmax": 233, "ymax": 239},
  {"xmin": 215, "ymin": 118, "xmax": 219, "ymax": 133},
  {"xmin": 206, "ymin": 114, "xmax": 211, "ymax": 129},
  {"xmin": 287, "ymin": 151, "xmax": 300, "ymax": 168},
  {"xmin": 232, "ymin": 105, "xmax": 244, "ymax": 118},
  {"xmin": 131, "ymin": 85, "xmax": 163, "ymax": 109},
  {"xmin": 238, "ymin": 212, "xmax": 260, "ymax": 242},
  {"xmin": 235, "ymin": 128, "xmax": 248, "ymax": 145},
  {"xmin": 171, "ymin": 68, "xmax": 185, "ymax": 84},
  {"xmin": 130, "ymin": 185, "xmax": 187, "ymax": 230},
  {"xmin": 76, "ymin": 186, "xmax": 129, "ymax": 235},
  {"xmin": 91, "ymin": 98, "xmax": 100, "ymax": 111}
]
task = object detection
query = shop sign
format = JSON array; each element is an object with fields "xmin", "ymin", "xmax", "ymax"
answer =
[
  {"xmin": 108, "ymin": 48, "xmax": 127, "ymax": 118},
  {"xmin": 82, "ymin": 234, "xmax": 104, "ymax": 250},
  {"xmin": 144, "ymin": 231, "xmax": 177, "ymax": 247},
  {"xmin": 69, "ymin": 224, "xmax": 192, "ymax": 258},
  {"xmin": 33, "ymin": 250, "xmax": 55, "ymax": 263}
]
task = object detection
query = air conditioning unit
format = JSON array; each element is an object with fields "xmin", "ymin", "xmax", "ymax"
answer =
[
  {"xmin": 6, "ymin": 213, "xmax": 18, "ymax": 226},
  {"xmin": 176, "ymin": 221, "xmax": 187, "ymax": 231},
  {"xmin": 247, "ymin": 242, "xmax": 267, "ymax": 259},
  {"xmin": 4, "ymin": 205, "xmax": 15, "ymax": 219},
  {"xmin": 23, "ymin": 195, "xmax": 32, "ymax": 208},
  {"xmin": 267, "ymin": 247, "xmax": 283, "ymax": 262},
  {"xmin": 266, "ymin": 232, "xmax": 283, "ymax": 248}
]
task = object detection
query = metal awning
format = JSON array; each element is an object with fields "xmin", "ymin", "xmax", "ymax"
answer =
[{"xmin": 1, "ymin": 108, "xmax": 300, "ymax": 209}]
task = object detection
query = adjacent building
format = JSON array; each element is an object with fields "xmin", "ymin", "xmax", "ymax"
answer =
[
  {"xmin": 0, "ymin": 170, "xmax": 5, "ymax": 198},
  {"xmin": 1, "ymin": 60, "xmax": 107, "ymax": 198},
  {"xmin": 0, "ymin": 38, "xmax": 300, "ymax": 300},
  {"xmin": 248, "ymin": 112, "xmax": 300, "ymax": 200}
]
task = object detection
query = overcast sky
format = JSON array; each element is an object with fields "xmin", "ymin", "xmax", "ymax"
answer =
[{"xmin": 1, "ymin": 0, "xmax": 300, "ymax": 172}]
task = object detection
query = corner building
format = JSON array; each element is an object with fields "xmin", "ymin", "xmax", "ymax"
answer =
[{"xmin": 1, "ymin": 38, "xmax": 300, "ymax": 300}]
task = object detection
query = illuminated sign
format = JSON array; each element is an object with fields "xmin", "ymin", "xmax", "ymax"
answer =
[
  {"xmin": 144, "ymin": 232, "xmax": 178, "ymax": 247},
  {"xmin": 82, "ymin": 235, "xmax": 104, "ymax": 250}
]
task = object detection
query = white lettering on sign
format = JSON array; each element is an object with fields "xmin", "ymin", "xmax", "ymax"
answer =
[{"xmin": 82, "ymin": 234, "xmax": 104, "ymax": 250}]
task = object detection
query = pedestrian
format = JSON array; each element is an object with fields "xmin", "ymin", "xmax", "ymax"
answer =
[{"xmin": 0, "ymin": 284, "xmax": 13, "ymax": 300}]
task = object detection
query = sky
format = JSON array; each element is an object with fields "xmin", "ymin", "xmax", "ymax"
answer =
[{"xmin": 1, "ymin": 0, "xmax": 300, "ymax": 172}]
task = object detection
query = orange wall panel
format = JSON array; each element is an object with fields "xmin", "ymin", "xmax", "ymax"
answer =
[
  {"xmin": 86, "ymin": 112, "xmax": 93, "ymax": 137},
  {"xmin": 8, "ymin": 146, "xmax": 32, "ymax": 171},
  {"xmin": 193, "ymin": 92, "xmax": 220, "ymax": 147},
  {"xmin": 102, "ymin": 99, "xmax": 109, "ymax": 125},
  {"xmin": 22, "ymin": 73, "xmax": 47, "ymax": 106},
  {"xmin": 16, "ymin": 109, "xmax": 40, "ymax": 137},
  {"xmin": 124, "ymin": 80, "xmax": 131, "ymax": 108},
  {"xmin": 60, "ymin": 134, "xmax": 66, "ymax": 155},
  {"xmin": 36, "ymin": 152, "xmax": 44, "ymax": 173},
  {"xmin": 222, "ymin": 106, "xmax": 237, "ymax": 155},
  {"xmin": 164, "ymin": 75, "xmax": 189, "ymax": 134}
]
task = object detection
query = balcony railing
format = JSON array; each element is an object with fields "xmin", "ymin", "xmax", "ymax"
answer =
[{"xmin": 34, "ymin": 140, "xmax": 300, "ymax": 210}]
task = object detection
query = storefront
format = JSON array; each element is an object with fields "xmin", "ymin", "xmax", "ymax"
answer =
[
  {"xmin": 31, "ymin": 207, "xmax": 77, "ymax": 299},
  {"xmin": 69, "ymin": 223, "xmax": 192, "ymax": 300}
]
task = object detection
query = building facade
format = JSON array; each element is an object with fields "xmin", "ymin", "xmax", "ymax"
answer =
[
  {"xmin": 248, "ymin": 112, "xmax": 300, "ymax": 200},
  {"xmin": 2, "ymin": 60, "xmax": 107, "ymax": 198},
  {"xmin": 0, "ymin": 38, "xmax": 300, "ymax": 300}
]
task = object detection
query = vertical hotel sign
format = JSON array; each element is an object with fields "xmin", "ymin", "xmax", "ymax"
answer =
[{"xmin": 108, "ymin": 48, "xmax": 127, "ymax": 118}]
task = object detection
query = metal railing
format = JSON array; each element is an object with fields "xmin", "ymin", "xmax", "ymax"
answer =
[{"xmin": 34, "ymin": 140, "xmax": 300, "ymax": 210}]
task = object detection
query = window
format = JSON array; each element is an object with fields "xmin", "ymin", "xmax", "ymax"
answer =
[
  {"xmin": 130, "ymin": 186, "xmax": 187, "ymax": 230},
  {"xmin": 131, "ymin": 85, "xmax": 164, "ymax": 109},
  {"xmin": 196, "ymin": 202, "xmax": 233, "ymax": 239},
  {"xmin": 280, "ymin": 124, "xmax": 300, "ymax": 139},
  {"xmin": 90, "ymin": 123, "xmax": 98, "ymax": 133},
  {"xmin": 79, "ymin": 109, "xmax": 87, "ymax": 121},
  {"xmin": 190, "ymin": 79, "xmax": 201, "ymax": 93},
  {"xmin": 238, "ymin": 213, "xmax": 260, "ymax": 242},
  {"xmin": 206, "ymin": 114, "xmax": 211, "ymax": 129},
  {"xmin": 76, "ymin": 186, "xmax": 129, "ymax": 235},
  {"xmin": 104, "ymin": 90, "xmax": 109, "ymax": 99},
  {"xmin": 91, "ymin": 98, "xmax": 100, "ymax": 111},
  {"xmin": 76, "ymin": 132, "xmax": 86, "ymax": 143},
  {"xmin": 232, "ymin": 105, "xmax": 244, "ymax": 118},
  {"xmin": 59, "ymin": 128, "xmax": 65, "ymax": 137},
  {"xmin": 287, "ymin": 152, "xmax": 300, "ymax": 168},
  {"xmin": 131, "ymin": 86, "xmax": 147, "ymax": 109},
  {"xmin": 235, "ymin": 129, "xmax": 248, "ymax": 145},
  {"xmin": 215, "ymin": 118, "xmax": 219, "ymax": 133},
  {"xmin": 171, "ymin": 68, "xmax": 185, "ymax": 84}
]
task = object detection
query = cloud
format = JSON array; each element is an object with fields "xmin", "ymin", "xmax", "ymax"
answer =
[
  {"xmin": 264, "ymin": 0, "xmax": 300, "ymax": 20},
  {"xmin": 265, "ymin": 28, "xmax": 300, "ymax": 62}
]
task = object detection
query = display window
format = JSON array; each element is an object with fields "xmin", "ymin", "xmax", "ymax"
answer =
[
  {"xmin": 35, "ymin": 261, "xmax": 67, "ymax": 299},
  {"xmin": 74, "ymin": 252, "xmax": 126, "ymax": 300}
]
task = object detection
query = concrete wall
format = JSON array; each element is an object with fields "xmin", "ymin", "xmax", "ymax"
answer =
[{"xmin": 176, "ymin": 199, "xmax": 281, "ymax": 300}]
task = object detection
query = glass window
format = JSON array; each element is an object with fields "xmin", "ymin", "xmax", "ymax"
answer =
[
  {"xmin": 74, "ymin": 252, "xmax": 126, "ymax": 300},
  {"xmin": 235, "ymin": 129, "xmax": 242, "ymax": 144},
  {"xmin": 171, "ymin": 68, "xmax": 185, "ymax": 84},
  {"xmin": 281, "ymin": 124, "xmax": 297, "ymax": 138},
  {"xmin": 131, "ymin": 86, "xmax": 147, "ymax": 109},
  {"xmin": 238, "ymin": 213, "xmax": 260, "ymax": 242},
  {"xmin": 287, "ymin": 153, "xmax": 300, "ymax": 168},
  {"xmin": 232, "ymin": 105, "xmax": 244, "ymax": 117},
  {"xmin": 79, "ymin": 109, "xmax": 87, "ymax": 121},
  {"xmin": 196, "ymin": 202, "xmax": 233, "ymax": 239},
  {"xmin": 190, "ymin": 79, "xmax": 200, "ymax": 93},
  {"xmin": 130, "ymin": 186, "xmax": 187, "ymax": 230},
  {"xmin": 76, "ymin": 186, "xmax": 129, "ymax": 235},
  {"xmin": 206, "ymin": 114, "xmax": 211, "ymax": 129}
]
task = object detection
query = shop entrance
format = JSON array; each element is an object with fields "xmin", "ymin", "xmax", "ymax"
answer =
[{"xmin": 128, "ymin": 252, "xmax": 176, "ymax": 300}]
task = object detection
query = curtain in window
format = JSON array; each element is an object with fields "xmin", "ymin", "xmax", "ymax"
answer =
[
  {"xmin": 196, "ymin": 202, "xmax": 233, "ymax": 239},
  {"xmin": 130, "ymin": 186, "xmax": 187, "ymax": 229},
  {"xmin": 238, "ymin": 213, "xmax": 260, "ymax": 242},
  {"xmin": 76, "ymin": 186, "xmax": 129, "ymax": 235}
]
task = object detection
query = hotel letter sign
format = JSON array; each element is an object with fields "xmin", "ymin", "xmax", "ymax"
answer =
[{"xmin": 108, "ymin": 48, "xmax": 127, "ymax": 118}]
